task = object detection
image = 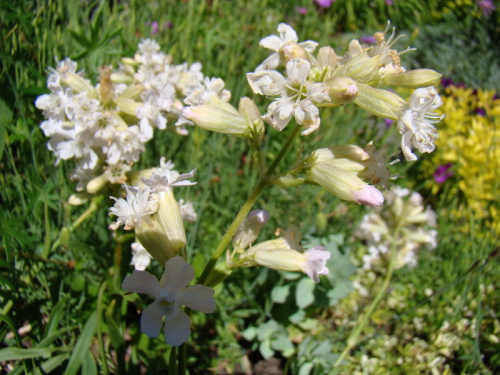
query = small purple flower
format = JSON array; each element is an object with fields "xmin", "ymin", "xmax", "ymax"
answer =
[
  {"xmin": 296, "ymin": 6, "xmax": 308, "ymax": 14},
  {"xmin": 476, "ymin": 107, "xmax": 487, "ymax": 116},
  {"xmin": 478, "ymin": 0, "xmax": 496, "ymax": 16},
  {"xmin": 151, "ymin": 21, "xmax": 159, "ymax": 36},
  {"xmin": 434, "ymin": 163, "xmax": 454, "ymax": 184},
  {"xmin": 441, "ymin": 77, "xmax": 455, "ymax": 87},
  {"xmin": 385, "ymin": 0, "xmax": 394, "ymax": 4},
  {"xmin": 314, "ymin": 0, "xmax": 335, "ymax": 8},
  {"xmin": 360, "ymin": 36, "xmax": 376, "ymax": 44},
  {"xmin": 384, "ymin": 118, "xmax": 394, "ymax": 128},
  {"xmin": 164, "ymin": 21, "xmax": 173, "ymax": 30}
]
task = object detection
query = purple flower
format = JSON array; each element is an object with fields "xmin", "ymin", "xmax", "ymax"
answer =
[
  {"xmin": 476, "ymin": 107, "xmax": 487, "ymax": 116},
  {"xmin": 151, "ymin": 21, "xmax": 159, "ymax": 36},
  {"xmin": 314, "ymin": 0, "xmax": 335, "ymax": 8},
  {"xmin": 384, "ymin": 118, "xmax": 394, "ymax": 128},
  {"xmin": 434, "ymin": 163, "xmax": 454, "ymax": 184},
  {"xmin": 478, "ymin": 0, "xmax": 496, "ymax": 16},
  {"xmin": 360, "ymin": 36, "xmax": 376, "ymax": 44},
  {"xmin": 385, "ymin": 0, "xmax": 394, "ymax": 4},
  {"xmin": 296, "ymin": 6, "xmax": 308, "ymax": 14}
]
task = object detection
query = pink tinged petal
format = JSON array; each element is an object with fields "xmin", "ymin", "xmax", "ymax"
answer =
[
  {"xmin": 259, "ymin": 35, "xmax": 285, "ymax": 51},
  {"xmin": 140, "ymin": 301, "xmax": 168, "ymax": 338},
  {"xmin": 304, "ymin": 247, "xmax": 330, "ymax": 283},
  {"xmin": 352, "ymin": 185, "xmax": 385, "ymax": 206},
  {"xmin": 122, "ymin": 270, "xmax": 162, "ymax": 297},
  {"xmin": 177, "ymin": 285, "xmax": 216, "ymax": 313},
  {"xmin": 161, "ymin": 256, "xmax": 195, "ymax": 292},
  {"xmin": 277, "ymin": 23, "xmax": 298, "ymax": 43},
  {"xmin": 164, "ymin": 308, "xmax": 191, "ymax": 347}
]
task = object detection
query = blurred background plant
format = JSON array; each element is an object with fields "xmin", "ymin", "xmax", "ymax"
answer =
[{"xmin": 1, "ymin": 0, "xmax": 499, "ymax": 373}]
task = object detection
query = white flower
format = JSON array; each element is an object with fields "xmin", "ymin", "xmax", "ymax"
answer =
[
  {"xmin": 142, "ymin": 158, "xmax": 197, "ymax": 192},
  {"xmin": 256, "ymin": 23, "xmax": 318, "ymax": 71},
  {"xmin": 178, "ymin": 199, "xmax": 197, "ymax": 223},
  {"xmin": 130, "ymin": 242, "xmax": 152, "ymax": 271},
  {"xmin": 122, "ymin": 256, "xmax": 216, "ymax": 347},
  {"xmin": 397, "ymin": 87, "xmax": 444, "ymax": 161},
  {"xmin": 109, "ymin": 185, "xmax": 159, "ymax": 230},
  {"xmin": 247, "ymin": 58, "xmax": 329, "ymax": 134}
]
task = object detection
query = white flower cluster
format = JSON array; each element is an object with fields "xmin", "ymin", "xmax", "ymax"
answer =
[
  {"xmin": 355, "ymin": 186, "xmax": 437, "ymax": 270},
  {"xmin": 36, "ymin": 39, "xmax": 225, "ymax": 197},
  {"xmin": 109, "ymin": 159, "xmax": 198, "ymax": 268},
  {"xmin": 246, "ymin": 23, "xmax": 444, "ymax": 159}
]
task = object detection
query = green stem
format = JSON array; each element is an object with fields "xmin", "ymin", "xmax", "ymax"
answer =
[
  {"xmin": 51, "ymin": 195, "xmax": 103, "ymax": 252},
  {"xmin": 169, "ymin": 347, "xmax": 177, "ymax": 375},
  {"xmin": 178, "ymin": 342, "xmax": 187, "ymax": 375},
  {"xmin": 198, "ymin": 124, "xmax": 301, "ymax": 286},
  {"xmin": 333, "ymin": 238, "xmax": 400, "ymax": 367}
]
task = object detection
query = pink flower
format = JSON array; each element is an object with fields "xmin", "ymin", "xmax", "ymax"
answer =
[{"xmin": 314, "ymin": 0, "xmax": 335, "ymax": 8}]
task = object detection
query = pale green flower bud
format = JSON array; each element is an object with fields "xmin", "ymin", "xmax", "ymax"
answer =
[
  {"xmin": 68, "ymin": 192, "xmax": 91, "ymax": 205},
  {"xmin": 383, "ymin": 69, "xmax": 442, "ymax": 88},
  {"xmin": 238, "ymin": 97, "xmax": 264, "ymax": 134},
  {"xmin": 182, "ymin": 97, "xmax": 250, "ymax": 136},
  {"xmin": 110, "ymin": 72, "xmax": 134, "ymax": 84},
  {"xmin": 306, "ymin": 149, "xmax": 384, "ymax": 206},
  {"xmin": 117, "ymin": 83, "xmax": 144, "ymax": 100},
  {"xmin": 116, "ymin": 98, "xmax": 142, "ymax": 117},
  {"xmin": 317, "ymin": 46, "xmax": 338, "ymax": 72},
  {"xmin": 62, "ymin": 73, "xmax": 97, "ymax": 97},
  {"xmin": 87, "ymin": 173, "xmax": 108, "ymax": 194},
  {"xmin": 336, "ymin": 51, "xmax": 382, "ymax": 84},
  {"xmin": 155, "ymin": 189, "xmax": 187, "ymax": 256},
  {"xmin": 279, "ymin": 41, "xmax": 310, "ymax": 66},
  {"xmin": 241, "ymin": 241, "xmax": 330, "ymax": 283},
  {"xmin": 135, "ymin": 217, "xmax": 176, "ymax": 265},
  {"xmin": 323, "ymin": 77, "xmax": 358, "ymax": 106},
  {"xmin": 354, "ymin": 82, "xmax": 405, "ymax": 120}
]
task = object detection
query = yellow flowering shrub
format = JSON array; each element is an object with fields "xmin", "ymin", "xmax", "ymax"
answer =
[{"xmin": 422, "ymin": 85, "xmax": 500, "ymax": 236}]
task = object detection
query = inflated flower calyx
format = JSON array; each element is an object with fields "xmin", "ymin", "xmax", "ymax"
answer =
[{"xmin": 383, "ymin": 69, "xmax": 442, "ymax": 89}]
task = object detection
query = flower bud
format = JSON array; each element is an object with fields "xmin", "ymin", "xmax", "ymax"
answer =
[
  {"xmin": 279, "ymin": 41, "xmax": 310, "ymax": 65},
  {"xmin": 354, "ymin": 82, "xmax": 405, "ymax": 120},
  {"xmin": 242, "ymin": 243, "xmax": 330, "ymax": 283},
  {"xmin": 317, "ymin": 46, "xmax": 338, "ymax": 72},
  {"xmin": 87, "ymin": 173, "xmax": 108, "ymax": 194},
  {"xmin": 155, "ymin": 189, "xmax": 187, "ymax": 256},
  {"xmin": 233, "ymin": 209, "xmax": 270, "ymax": 250},
  {"xmin": 306, "ymin": 149, "xmax": 384, "ymax": 206},
  {"xmin": 336, "ymin": 50, "xmax": 381, "ymax": 84},
  {"xmin": 182, "ymin": 97, "xmax": 250, "ymax": 136},
  {"xmin": 135, "ymin": 217, "xmax": 176, "ymax": 265},
  {"xmin": 238, "ymin": 97, "xmax": 264, "ymax": 134},
  {"xmin": 323, "ymin": 77, "xmax": 358, "ymax": 106},
  {"xmin": 383, "ymin": 69, "xmax": 442, "ymax": 88},
  {"xmin": 62, "ymin": 73, "xmax": 97, "ymax": 97}
]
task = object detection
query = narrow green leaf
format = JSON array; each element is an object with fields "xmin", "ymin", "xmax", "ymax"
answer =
[
  {"xmin": 63, "ymin": 311, "xmax": 97, "ymax": 375},
  {"xmin": 41, "ymin": 353, "xmax": 71, "ymax": 373},
  {"xmin": 0, "ymin": 347, "xmax": 55, "ymax": 362},
  {"xmin": 0, "ymin": 98, "xmax": 13, "ymax": 161}
]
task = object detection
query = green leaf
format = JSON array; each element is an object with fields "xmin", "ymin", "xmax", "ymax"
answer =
[
  {"xmin": 41, "ymin": 353, "xmax": 71, "ymax": 373},
  {"xmin": 299, "ymin": 362, "xmax": 314, "ymax": 375},
  {"xmin": 241, "ymin": 326, "xmax": 257, "ymax": 341},
  {"xmin": 259, "ymin": 339, "xmax": 274, "ymax": 359},
  {"xmin": 0, "ymin": 347, "xmax": 55, "ymax": 362},
  {"xmin": 0, "ymin": 98, "xmax": 13, "ymax": 161},
  {"xmin": 296, "ymin": 278, "xmax": 315, "ymax": 309},
  {"xmin": 63, "ymin": 311, "xmax": 97, "ymax": 375},
  {"xmin": 271, "ymin": 285, "xmax": 290, "ymax": 304},
  {"xmin": 270, "ymin": 334, "xmax": 295, "ymax": 357},
  {"xmin": 81, "ymin": 350, "xmax": 97, "ymax": 375}
]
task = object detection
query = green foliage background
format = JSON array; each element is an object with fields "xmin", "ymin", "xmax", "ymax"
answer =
[{"xmin": 1, "ymin": 0, "xmax": 499, "ymax": 373}]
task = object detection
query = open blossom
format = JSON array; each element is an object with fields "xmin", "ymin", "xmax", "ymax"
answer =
[
  {"xmin": 247, "ymin": 58, "xmax": 329, "ymax": 134},
  {"xmin": 142, "ymin": 159, "xmax": 197, "ymax": 193},
  {"xmin": 109, "ymin": 185, "xmax": 159, "ymax": 230},
  {"xmin": 130, "ymin": 242, "xmax": 152, "ymax": 270},
  {"xmin": 256, "ymin": 23, "xmax": 318, "ymax": 71},
  {"xmin": 397, "ymin": 87, "xmax": 444, "ymax": 161},
  {"xmin": 122, "ymin": 256, "xmax": 216, "ymax": 346}
]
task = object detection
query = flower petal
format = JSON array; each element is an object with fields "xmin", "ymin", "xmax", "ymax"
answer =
[
  {"xmin": 140, "ymin": 301, "xmax": 168, "ymax": 337},
  {"xmin": 177, "ymin": 285, "xmax": 216, "ymax": 313},
  {"xmin": 164, "ymin": 308, "xmax": 191, "ymax": 347},
  {"xmin": 160, "ymin": 256, "xmax": 195, "ymax": 292},
  {"xmin": 259, "ymin": 35, "xmax": 284, "ymax": 51},
  {"xmin": 122, "ymin": 270, "xmax": 162, "ymax": 296}
]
